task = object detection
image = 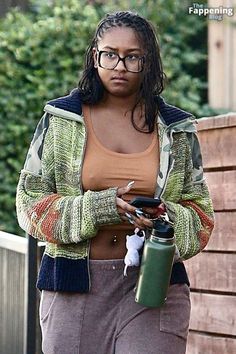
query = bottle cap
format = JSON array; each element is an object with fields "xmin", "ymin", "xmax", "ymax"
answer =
[{"xmin": 151, "ymin": 219, "xmax": 174, "ymax": 239}]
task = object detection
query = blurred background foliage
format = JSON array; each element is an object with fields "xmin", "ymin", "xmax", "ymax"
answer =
[{"xmin": 0, "ymin": 0, "xmax": 221, "ymax": 234}]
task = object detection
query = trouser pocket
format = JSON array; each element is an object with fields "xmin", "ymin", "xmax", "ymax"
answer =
[
  {"xmin": 160, "ymin": 283, "xmax": 191, "ymax": 340},
  {"xmin": 39, "ymin": 291, "xmax": 87, "ymax": 354},
  {"xmin": 39, "ymin": 290, "xmax": 58, "ymax": 323}
]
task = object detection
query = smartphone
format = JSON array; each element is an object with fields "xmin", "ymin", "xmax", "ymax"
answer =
[{"xmin": 129, "ymin": 196, "xmax": 161, "ymax": 208}]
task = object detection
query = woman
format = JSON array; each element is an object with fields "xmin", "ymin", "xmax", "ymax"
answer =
[{"xmin": 16, "ymin": 10, "xmax": 214, "ymax": 354}]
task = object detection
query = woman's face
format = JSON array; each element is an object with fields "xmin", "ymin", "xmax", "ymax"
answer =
[{"xmin": 93, "ymin": 26, "xmax": 145, "ymax": 98}]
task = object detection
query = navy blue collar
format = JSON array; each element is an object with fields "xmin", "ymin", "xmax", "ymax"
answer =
[{"xmin": 47, "ymin": 88, "xmax": 192, "ymax": 126}]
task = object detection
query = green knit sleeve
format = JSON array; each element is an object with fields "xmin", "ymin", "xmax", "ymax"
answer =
[
  {"xmin": 163, "ymin": 132, "xmax": 214, "ymax": 260},
  {"xmin": 16, "ymin": 114, "xmax": 122, "ymax": 244}
]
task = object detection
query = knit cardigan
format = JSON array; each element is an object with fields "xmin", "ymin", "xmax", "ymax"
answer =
[{"xmin": 16, "ymin": 88, "xmax": 214, "ymax": 292}]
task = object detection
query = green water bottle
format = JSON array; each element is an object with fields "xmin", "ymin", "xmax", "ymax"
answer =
[{"xmin": 135, "ymin": 218, "xmax": 175, "ymax": 307}]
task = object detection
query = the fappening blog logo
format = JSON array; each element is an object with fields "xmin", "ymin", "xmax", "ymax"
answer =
[{"xmin": 188, "ymin": 2, "xmax": 234, "ymax": 21}]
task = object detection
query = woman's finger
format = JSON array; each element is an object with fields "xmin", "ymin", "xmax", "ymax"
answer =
[
  {"xmin": 119, "ymin": 215, "xmax": 128, "ymax": 222},
  {"xmin": 116, "ymin": 197, "xmax": 154, "ymax": 230},
  {"xmin": 136, "ymin": 215, "xmax": 153, "ymax": 228},
  {"xmin": 142, "ymin": 203, "xmax": 166, "ymax": 216},
  {"xmin": 117, "ymin": 181, "xmax": 135, "ymax": 197},
  {"xmin": 124, "ymin": 211, "xmax": 153, "ymax": 229},
  {"xmin": 116, "ymin": 197, "xmax": 136, "ymax": 213}
]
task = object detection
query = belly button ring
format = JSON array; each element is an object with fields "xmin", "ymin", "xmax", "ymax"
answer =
[{"xmin": 113, "ymin": 235, "xmax": 117, "ymax": 243}]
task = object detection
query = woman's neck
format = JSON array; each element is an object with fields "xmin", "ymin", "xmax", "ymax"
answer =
[{"xmin": 100, "ymin": 92, "xmax": 143, "ymax": 113}]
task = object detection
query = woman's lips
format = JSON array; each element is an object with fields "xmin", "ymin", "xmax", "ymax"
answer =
[{"xmin": 111, "ymin": 77, "xmax": 128, "ymax": 82}]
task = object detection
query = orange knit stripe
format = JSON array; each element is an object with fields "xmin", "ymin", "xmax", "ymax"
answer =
[
  {"xmin": 29, "ymin": 194, "xmax": 61, "ymax": 243},
  {"xmin": 180, "ymin": 200, "xmax": 214, "ymax": 250}
]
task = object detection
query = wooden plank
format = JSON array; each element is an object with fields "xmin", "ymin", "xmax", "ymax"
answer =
[
  {"xmin": 0, "ymin": 248, "xmax": 25, "ymax": 354},
  {"xmin": 197, "ymin": 126, "xmax": 236, "ymax": 168},
  {"xmin": 205, "ymin": 171, "xmax": 236, "ymax": 211},
  {"xmin": 197, "ymin": 114, "xmax": 236, "ymax": 131},
  {"xmin": 232, "ymin": 0, "xmax": 236, "ymax": 112},
  {"xmin": 206, "ymin": 212, "xmax": 236, "ymax": 251},
  {"xmin": 208, "ymin": 0, "xmax": 236, "ymax": 111},
  {"xmin": 208, "ymin": 3, "xmax": 225, "ymax": 109},
  {"xmin": 0, "ymin": 231, "xmax": 27, "ymax": 254},
  {"xmin": 189, "ymin": 292, "xmax": 236, "ymax": 336},
  {"xmin": 187, "ymin": 331, "xmax": 236, "ymax": 354},
  {"xmin": 185, "ymin": 252, "xmax": 236, "ymax": 292}
]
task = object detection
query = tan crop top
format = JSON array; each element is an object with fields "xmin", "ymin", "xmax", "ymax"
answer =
[{"xmin": 81, "ymin": 107, "xmax": 160, "ymax": 231}]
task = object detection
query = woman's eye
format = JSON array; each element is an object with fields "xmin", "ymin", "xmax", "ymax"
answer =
[
  {"xmin": 127, "ymin": 55, "xmax": 139, "ymax": 61},
  {"xmin": 106, "ymin": 52, "xmax": 116, "ymax": 58}
]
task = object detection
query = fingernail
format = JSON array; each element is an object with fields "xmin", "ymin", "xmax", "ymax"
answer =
[
  {"xmin": 125, "ymin": 212, "xmax": 133, "ymax": 219},
  {"xmin": 128, "ymin": 219, "xmax": 135, "ymax": 225},
  {"xmin": 127, "ymin": 181, "xmax": 135, "ymax": 188},
  {"xmin": 135, "ymin": 209, "xmax": 144, "ymax": 215}
]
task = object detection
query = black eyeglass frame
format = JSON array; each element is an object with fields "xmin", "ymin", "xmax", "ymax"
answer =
[{"xmin": 96, "ymin": 50, "xmax": 145, "ymax": 73}]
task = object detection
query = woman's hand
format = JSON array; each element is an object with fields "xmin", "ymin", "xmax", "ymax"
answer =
[
  {"xmin": 116, "ymin": 183, "xmax": 161, "ymax": 230},
  {"xmin": 141, "ymin": 204, "xmax": 166, "ymax": 219}
]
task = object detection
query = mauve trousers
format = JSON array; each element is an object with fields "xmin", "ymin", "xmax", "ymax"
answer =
[{"xmin": 39, "ymin": 259, "xmax": 191, "ymax": 354}]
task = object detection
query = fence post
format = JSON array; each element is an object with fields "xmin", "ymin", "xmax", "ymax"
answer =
[{"xmin": 24, "ymin": 234, "xmax": 38, "ymax": 354}]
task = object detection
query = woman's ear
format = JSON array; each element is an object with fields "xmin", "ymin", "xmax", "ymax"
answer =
[{"xmin": 92, "ymin": 47, "xmax": 98, "ymax": 68}]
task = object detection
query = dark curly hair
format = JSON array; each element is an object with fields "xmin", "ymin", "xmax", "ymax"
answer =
[{"xmin": 78, "ymin": 10, "xmax": 166, "ymax": 133}]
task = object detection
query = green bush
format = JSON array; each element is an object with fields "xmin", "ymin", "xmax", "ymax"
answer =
[
  {"xmin": 0, "ymin": 0, "xmax": 100, "ymax": 235},
  {"xmin": 0, "ymin": 0, "xmax": 219, "ymax": 235}
]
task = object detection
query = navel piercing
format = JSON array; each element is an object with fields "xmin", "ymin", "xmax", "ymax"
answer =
[{"xmin": 113, "ymin": 235, "xmax": 117, "ymax": 243}]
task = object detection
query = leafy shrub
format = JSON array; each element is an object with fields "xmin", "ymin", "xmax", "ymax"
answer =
[{"xmin": 0, "ymin": 0, "xmax": 99, "ymax": 234}]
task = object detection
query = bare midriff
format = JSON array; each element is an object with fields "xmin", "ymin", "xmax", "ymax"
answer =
[
  {"xmin": 81, "ymin": 104, "xmax": 159, "ymax": 259},
  {"xmin": 90, "ymin": 228, "xmax": 132, "ymax": 259}
]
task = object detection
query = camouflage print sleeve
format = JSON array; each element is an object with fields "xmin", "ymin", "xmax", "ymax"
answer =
[{"xmin": 163, "ymin": 132, "xmax": 215, "ymax": 260}]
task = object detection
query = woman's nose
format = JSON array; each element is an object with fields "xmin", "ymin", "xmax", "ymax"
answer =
[{"xmin": 115, "ymin": 58, "xmax": 127, "ymax": 71}]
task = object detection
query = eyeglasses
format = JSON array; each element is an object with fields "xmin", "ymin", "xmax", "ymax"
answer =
[{"xmin": 96, "ymin": 50, "xmax": 145, "ymax": 73}]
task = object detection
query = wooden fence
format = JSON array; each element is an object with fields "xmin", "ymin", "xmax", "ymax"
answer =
[
  {"xmin": 208, "ymin": 0, "xmax": 236, "ymax": 111},
  {"xmin": 186, "ymin": 113, "xmax": 236, "ymax": 353},
  {"xmin": 0, "ymin": 232, "xmax": 43, "ymax": 354},
  {"xmin": 0, "ymin": 233, "xmax": 26, "ymax": 353}
]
